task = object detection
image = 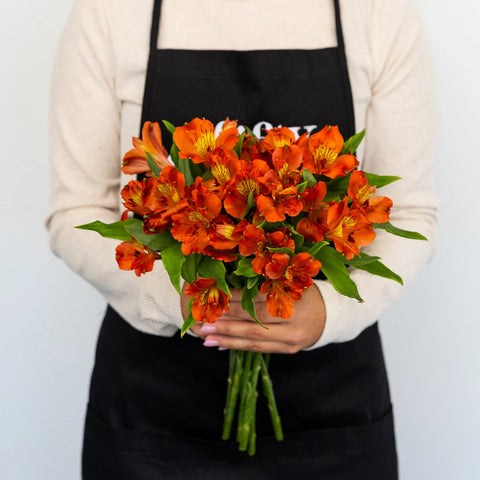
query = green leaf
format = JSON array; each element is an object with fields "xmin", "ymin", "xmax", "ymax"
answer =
[
  {"xmin": 161, "ymin": 242, "xmax": 186, "ymax": 294},
  {"xmin": 75, "ymin": 220, "xmax": 131, "ymax": 242},
  {"xmin": 178, "ymin": 157, "xmax": 195, "ymax": 185},
  {"xmin": 364, "ymin": 173, "xmax": 401, "ymax": 189},
  {"xmin": 123, "ymin": 220, "xmax": 177, "ymax": 250},
  {"xmin": 306, "ymin": 241, "xmax": 329, "ymax": 258},
  {"xmin": 266, "ymin": 246, "xmax": 295, "ymax": 257},
  {"xmin": 340, "ymin": 129, "xmax": 365, "ymax": 155},
  {"xmin": 234, "ymin": 131, "xmax": 245, "ymax": 157},
  {"xmin": 198, "ymin": 256, "xmax": 231, "ymax": 295},
  {"xmin": 314, "ymin": 246, "xmax": 363, "ymax": 301},
  {"xmin": 322, "ymin": 174, "xmax": 351, "ymax": 201},
  {"xmin": 373, "ymin": 221, "xmax": 427, "ymax": 240},
  {"xmin": 247, "ymin": 276, "xmax": 259, "ymax": 290},
  {"xmin": 146, "ymin": 151, "xmax": 161, "ymax": 178},
  {"xmin": 301, "ymin": 168, "xmax": 317, "ymax": 187},
  {"xmin": 181, "ymin": 298, "xmax": 195, "ymax": 337},
  {"xmin": 169, "ymin": 142, "xmax": 180, "ymax": 169},
  {"xmin": 228, "ymin": 272, "xmax": 243, "ymax": 289},
  {"xmin": 162, "ymin": 119, "xmax": 176, "ymax": 135},
  {"xmin": 353, "ymin": 254, "xmax": 403, "ymax": 285},
  {"xmin": 234, "ymin": 257, "xmax": 257, "ymax": 278},
  {"xmin": 181, "ymin": 253, "xmax": 201, "ymax": 284},
  {"xmin": 343, "ymin": 252, "xmax": 381, "ymax": 267},
  {"xmin": 241, "ymin": 285, "xmax": 265, "ymax": 328},
  {"xmin": 292, "ymin": 230, "xmax": 305, "ymax": 250},
  {"xmin": 296, "ymin": 180, "xmax": 308, "ymax": 193},
  {"xmin": 241, "ymin": 190, "xmax": 256, "ymax": 219}
]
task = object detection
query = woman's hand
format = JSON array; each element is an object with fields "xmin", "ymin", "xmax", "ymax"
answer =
[{"xmin": 184, "ymin": 285, "xmax": 326, "ymax": 354}]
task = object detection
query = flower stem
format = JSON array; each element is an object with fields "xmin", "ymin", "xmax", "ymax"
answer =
[
  {"xmin": 222, "ymin": 350, "xmax": 243, "ymax": 440},
  {"xmin": 238, "ymin": 352, "xmax": 261, "ymax": 451},
  {"xmin": 236, "ymin": 351, "xmax": 253, "ymax": 442},
  {"xmin": 260, "ymin": 354, "xmax": 284, "ymax": 441}
]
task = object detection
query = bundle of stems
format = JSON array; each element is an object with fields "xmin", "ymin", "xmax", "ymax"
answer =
[{"xmin": 222, "ymin": 350, "xmax": 284, "ymax": 455}]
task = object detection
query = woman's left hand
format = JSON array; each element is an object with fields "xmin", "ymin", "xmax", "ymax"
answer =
[{"xmin": 190, "ymin": 285, "xmax": 326, "ymax": 354}]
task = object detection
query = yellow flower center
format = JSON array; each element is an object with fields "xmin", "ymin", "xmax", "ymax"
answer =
[
  {"xmin": 188, "ymin": 210, "xmax": 209, "ymax": 226},
  {"xmin": 194, "ymin": 131, "xmax": 216, "ymax": 158},
  {"xmin": 273, "ymin": 135, "xmax": 292, "ymax": 148},
  {"xmin": 314, "ymin": 146, "xmax": 338, "ymax": 168},
  {"xmin": 356, "ymin": 184, "xmax": 375, "ymax": 205},
  {"xmin": 236, "ymin": 178, "xmax": 259, "ymax": 197},
  {"xmin": 332, "ymin": 216, "xmax": 357, "ymax": 238},
  {"xmin": 212, "ymin": 164, "xmax": 231, "ymax": 184}
]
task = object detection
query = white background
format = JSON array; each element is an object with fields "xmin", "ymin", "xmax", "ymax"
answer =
[{"xmin": 1, "ymin": 0, "xmax": 479, "ymax": 479}]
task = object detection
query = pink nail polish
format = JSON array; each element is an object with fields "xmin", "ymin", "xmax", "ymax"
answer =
[
  {"xmin": 200, "ymin": 324, "xmax": 217, "ymax": 334},
  {"xmin": 203, "ymin": 339, "xmax": 220, "ymax": 347}
]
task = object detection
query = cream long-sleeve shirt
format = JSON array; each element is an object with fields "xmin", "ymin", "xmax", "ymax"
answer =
[{"xmin": 47, "ymin": 0, "xmax": 437, "ymax": 349}]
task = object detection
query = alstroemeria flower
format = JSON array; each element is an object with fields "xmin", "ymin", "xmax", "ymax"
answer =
[
  {"xmin": 325, "ymin": 198, "xmax": 376, "ymax": 259},
  {"xmin": 284, "ymin": 252, "xmax": 322, "ymax": 289},
  {"xmin": 122, "ymin": 122, "xmax": 170, "ymax": 175},
  {"xmin": 299, "ymin": 125, "xmax": 358, "ymax": 178},
  {"xmin": 185, "ymin": 278, "xmax": 230, "ymax": 323},
  {"xmin": 224, "ymin": 159, "xmax": 269, "ymax": 218},
  {"xmin": 256, "ymin": 178, "xmax": 303, "ymax": 222},
  {"xmin": 115, "ymin": 240, "xmax": 159, "ymax": 276},
  {"xmin": 348, "ymin": 170, "xmax": 392, "ymax": 224},
  {"xmin": 260, "ymin": 252, "xmax": 321, "ymax": 318},
  {"xmin": 262, "ymin": 127, "xmax": 296, "ymax": 152},
  {"xmin": 249, "ymin": 229, "xmax": 295, "ymax": 275},
  {"xmin": 171, "ymin": 178, "xmax": 222, "ymax": 255},
  {"xmin": 173, "ymin": 117, "xmax": 238, "ymax": 165},
  {"xmin": 296, "ymin": 182, "xmax": 329, "ymax": 242},
  {"xmin": 121, "ymin": 180, "xmax": 153, "ymax": 217},
  {"xmin": 271, "ymin": 145, "xmax": 303, "ymax": 186},
  {"xmin": 142, "ymin": 166, "xmax": 189, "ymax": 233},
  {"xmin": 260, "ymin": 279, "xmax": 302, "ymax": 319}
]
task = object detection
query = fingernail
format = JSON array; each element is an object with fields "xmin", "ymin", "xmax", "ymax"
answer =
[
  {"xmin": 218, "ymin": 347, "xmax": 229, "ymax": 351},
  {"xmin": 200, "ymin": 324, "xmax": 217, "ymax": 334},
  {"xmin": 203, "ymin": 339, "xmax": 220, "ymax": 347}
]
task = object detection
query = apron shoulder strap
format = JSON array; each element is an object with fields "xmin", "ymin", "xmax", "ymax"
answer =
[{"xmin": 149, "ymin": 0, "xmax": 163, "ymax": 51}]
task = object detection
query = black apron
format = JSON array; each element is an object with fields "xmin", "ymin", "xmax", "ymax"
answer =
[{"xmin": 82, "ymin": 1, "xmax": 398, "ymax": 478}]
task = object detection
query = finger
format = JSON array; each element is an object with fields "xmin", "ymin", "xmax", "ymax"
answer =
[
  {"xmin": 204, "ymin": 319, "xmax": 296, "ymax": 343},
  {"xmin": 202, "ymin": 334, "xmax": 302, "ymax": 354}
]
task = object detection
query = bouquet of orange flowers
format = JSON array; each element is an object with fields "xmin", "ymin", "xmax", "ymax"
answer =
[{"xmin": 78, "ymin": 117, "xmax": 425, "ymax": 455}]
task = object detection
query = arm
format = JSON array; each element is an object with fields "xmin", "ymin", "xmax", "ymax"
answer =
[
  {"xmin": 194, "ymin": 0, "xmax": 438, "ymax": 352},
  {"xmin": 47, "ymin": 0, "xmax": 183, "ymax": 335}
]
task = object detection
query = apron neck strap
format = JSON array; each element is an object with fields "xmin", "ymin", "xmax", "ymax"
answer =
[
  {"xmin": 148, "ymin": 0, "xmax": 346, "ymax": 53},
  {"xmin": 149, "ymin": 0, "xmax": 162, "ymax": 51}
]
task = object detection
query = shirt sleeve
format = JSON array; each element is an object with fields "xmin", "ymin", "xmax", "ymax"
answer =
[
  {"xmin": 46, "ymin": 0, "xmax": 184, "ymax": 335},
  {"xmin": 306, "ymin": 0, "xmax": 438, "ymax": 349}
]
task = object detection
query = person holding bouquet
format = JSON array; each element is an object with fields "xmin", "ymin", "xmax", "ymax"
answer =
[{"xmin": 47, "ymin": 0, "xmax": 437, "ymax": 478}]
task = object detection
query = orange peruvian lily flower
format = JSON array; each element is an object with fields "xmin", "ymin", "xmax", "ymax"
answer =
[
  {"xmin": 250, "ymin": 229, "xmax": 295, "ymax": 275},
  {"xmin": 325, "ymin": 198, "xmax": 376, "ymax": 260},
  {"xmin": 209, "ymin": 147, "xmax": 242, "ymax": 185},
  {"xmin": 348, "ymin": 170, "xmax": 393, "ymax": 224},
  {"xmin": 272, "ymin": 145, "xmax": 303, "ymax": 186},
  {"xmin": 115, "ymin": 240, "xmax": 159, "ymax": 276},
  {"xmin": 224, "ymin": 159, "xmax": 269, "ymax": 218},
  {"xmin": 260, "ymin": 252, "xmax": 321, "ymax": 318},
  {"xmin": 185, "ymin": 278, "xmax": 230, "ymax": 323},
  {"xmin": 260, "ymin": 280, "xmax": 302, "ymax": 319},
  {"xmin": 256, "ymin": 180, "xmax": 303, "ymax": 222},
  {"xmin": 262, "ymin": 127, "xmax": 296, "ymax": 151},
  {"xmin": 122, "ymin": 122, "xmax": 170, "ymax": 175},
  {"xmin": 284, "ymin": 252, "xmax": 322, "ymax": 289},
  {"xmin": 296, "ymin": 182, "xmax": 328, "ymax": 242},
  {"xmin": 300, "ymin": 125, "xmax": 358, "ymax": 178},
  {"xmin": 142, "ymin": 166, "xmax": 189, "ymax": 233},
  {"xmin": 170, "ymin": 178, "xmax": 222, "ymax": 255},
  {"xmin": 173, "ymin": 117, "xmax": 238, "ymax": 165},
  {"xmin": 121, "ymin": 179, "xmax": 154, "ymax": 217}
]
